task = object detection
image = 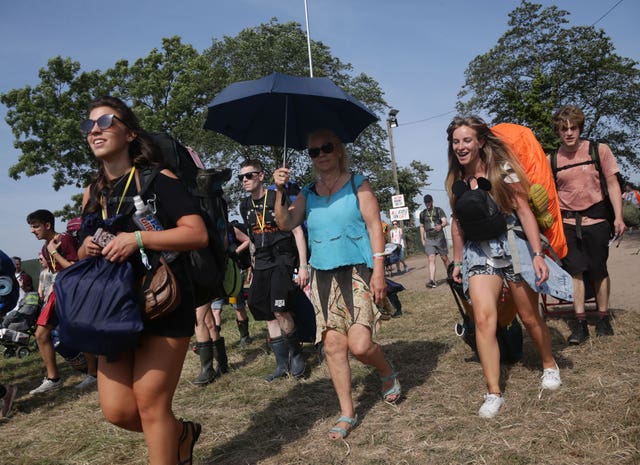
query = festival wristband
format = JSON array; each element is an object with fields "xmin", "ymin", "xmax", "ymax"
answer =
[
  {"xmin": 135, "ymin": 231, "xmax": 152, "ymax": 270},
  {"xmin": 454, "ymin": 261, "xmax": 463, "ymax": 267},
  {"xmin": 532, "ymin": 251, "xmax": 545, "ymax": 258},
  {"xmin": 373, "ymin": 252, "xmax": 385, "ymax": 260}
]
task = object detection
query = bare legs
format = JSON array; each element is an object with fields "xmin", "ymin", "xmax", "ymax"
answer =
[
  {"xmin": 470, "ymin": 274, "xmax": 558, "ymax": 396},
  {"xmin": 468, "ymin": 274, "xmax": 503, "ymax": 394},
  {"xmin": 97, "ymin": 334, "xmax": 190, "ymax": 465},
  {"xmin": 323, "ymin": 325, "xmax": 395, "ymax": 440},
  {"xmin": 34, "ymin": 325, "xmax": 59, "ymax": 379}
]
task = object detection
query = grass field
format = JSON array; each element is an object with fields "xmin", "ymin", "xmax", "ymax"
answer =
[{"xmin": 1, "ymin": 249, "xmax": 639, "ymax": 464}]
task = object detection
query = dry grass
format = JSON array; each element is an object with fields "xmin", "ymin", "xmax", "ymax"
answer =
[{"xmin": 1, "ymin": 264, "xmax": 639, "ymax": 464}]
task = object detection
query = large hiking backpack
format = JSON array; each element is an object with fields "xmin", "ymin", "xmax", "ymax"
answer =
[
  {"xmin": 146, "ymin": 133, "xmax": 241, "ymax": 306},
  {"xmin": 492, "ymin": 123, "xmax": 568, "ymax": 259}
]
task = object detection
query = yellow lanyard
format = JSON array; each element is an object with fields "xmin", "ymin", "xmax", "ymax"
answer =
[
  {"xmin": 102, "ymin": 167, "xmax": 136, "ymax": 220},
  {"xmin": 251, "ymin": 192, "xmax": 268, "ymax": 233}
]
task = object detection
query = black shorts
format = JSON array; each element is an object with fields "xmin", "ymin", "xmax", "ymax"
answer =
[
  {"xmin": 247, "ymin": 265, "xmax": 295, "ymax": 321},
  {"xmin": 562, "ymin": 221, "xmax": 610, "ymax": 281}
]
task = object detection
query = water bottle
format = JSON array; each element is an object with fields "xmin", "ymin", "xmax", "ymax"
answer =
[{"xmin": 132, "ymin": 195, "xmax": 179, "ymax": 262}]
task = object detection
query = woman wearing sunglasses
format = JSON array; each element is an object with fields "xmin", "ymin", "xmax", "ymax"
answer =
[
  {"xmin": 273, "ymin": 128, "xmax": 400, "ymax": 441},
  {"xmin": 76, "ymin": 96, "xmax": 207, "ymax": 464}
]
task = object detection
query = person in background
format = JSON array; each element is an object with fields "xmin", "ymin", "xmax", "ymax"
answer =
[
  {"xmin": 238, "ymin": 159, "xmax": 309, "ymax": 382},
  {"xmin": 389, "ymin": 221, "xmax": 408, "ymax": 274},
  {"xmin": 12, "ymin": 257, "xmax": 33, "ymax": 306},
  {"xmin": 419, "ymin": 195, "xmax": 449, "ymax": 288},
  {"xmin": 273, "ymin": 128, "xmax": 400, "ymax": 441},
  {"xmin": 37, "ymin": 252, "xmax": 54, "ymax": 303},
  {"xmin": 552, "ymin": 106, "xmax": 625, "ymax": 344},
  {"xmin": 192, "ymin": 302, "xmax": 228, "ymax": 386},
  {"xmin": 26, "ymin": 209, "xmax": 79, "ymax": 394},
  {"xmin": 622, "ymin": 183, "xmax": 640, "ymax": 207},
  {"xmin": 447, "ymin": 116, "xmax": 562, "ymax": 419},
  {"xmin": 77, "ymin": 95, "xmax": 207, "ymax": 464}
]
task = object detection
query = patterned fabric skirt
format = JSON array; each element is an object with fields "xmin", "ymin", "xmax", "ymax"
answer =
[{"xmin": 308, "ymin": 264, "xmax": 387, "ymax": 344}]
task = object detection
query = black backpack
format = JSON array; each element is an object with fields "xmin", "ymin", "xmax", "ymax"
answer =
[
  {"xmin": 453, "ymin": 177, "xmax": 507, "ymax": 241},
  {"xmin": 142, "ymin": 133, "xmax": 240, "ymax": 306}
]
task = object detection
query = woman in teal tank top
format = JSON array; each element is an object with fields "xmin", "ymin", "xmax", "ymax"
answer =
[{"xmin": 274, "ymin": 128, "xmax": 400, "ymax": 441}]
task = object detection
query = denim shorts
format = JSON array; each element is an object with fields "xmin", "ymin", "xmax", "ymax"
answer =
[{"xmin": 468, "ymin": 263, "xmax": 524, "ymax": 283}]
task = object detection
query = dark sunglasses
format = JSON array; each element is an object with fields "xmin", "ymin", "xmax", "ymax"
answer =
[
  {"xmin": 237, "ymin": 171, "xmax": 261, "ymax": 181},
  {"xmin": 80, "ymin": 114, "xmax": 129, "ymax": 135},
  {"xmin": 308, "ymin": 142, "xmax": 334, "ymax": 158}
]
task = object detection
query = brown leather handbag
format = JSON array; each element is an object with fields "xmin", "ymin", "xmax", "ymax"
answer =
[{"xmin": 141, "ymin": 256, "xmax": 181, "ymax": 321}]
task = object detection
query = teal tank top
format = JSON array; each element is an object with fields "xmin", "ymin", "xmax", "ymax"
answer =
[{"xmin": 302, "ymin": 174, "xmax": 374, "ymax": 270}]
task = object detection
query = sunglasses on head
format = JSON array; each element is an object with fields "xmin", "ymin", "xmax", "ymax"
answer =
[
  {"xmin": 237, "ymin": 171, "xmax": 261, "ymax": 181},
  {"xmin": 80, "ymin": 114, "xmax": 129, "ymax": 135},
  {"xmin": 307, "ymin": 142, "xmax": 334, "ymax": 158}
]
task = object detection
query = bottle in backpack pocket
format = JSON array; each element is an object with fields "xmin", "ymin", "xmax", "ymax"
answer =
[{"xmin": 132, "ymin": 195, "xmax": 179, "ymax": 262}]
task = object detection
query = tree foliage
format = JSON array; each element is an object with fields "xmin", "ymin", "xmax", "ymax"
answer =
[
  {"xmin": 457, "ymin": 1, "xmax": 640, "ymax": 170},
  {"xmin": 1, "ymin": 20, "xmax": 431, "ymax": 217}
]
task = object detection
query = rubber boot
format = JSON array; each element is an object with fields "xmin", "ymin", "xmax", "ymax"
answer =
[
  {"xmin": 236, "ymin": 319, "xmax": 252, "ymax": 346},
  {"xmin": 264, "ymin": 336, "xmax": 290, "ymax": 382},
  {"xmin": 284, "ymin": 329, "xmax": 306, "ymax": 378},
  {"xmin": 193, "ymin": 341, "xmax": 217, "ymax": 385},
  {"xmin": 212, "ymin": 337, "xmax": 229, "ymax": 374}
]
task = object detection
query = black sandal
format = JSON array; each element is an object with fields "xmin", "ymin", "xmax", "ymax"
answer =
[{"xmin": 178, "ymin": 418, "xmax": 202, "ymax": 465}]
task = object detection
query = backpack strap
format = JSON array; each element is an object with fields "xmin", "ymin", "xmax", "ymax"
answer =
[{"xmin": 589, "ymin": 141, "xmax": 609, "ymax": 198}]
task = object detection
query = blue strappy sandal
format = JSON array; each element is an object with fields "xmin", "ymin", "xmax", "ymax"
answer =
[
  {"xmin": 380, "ymin": 367, "xmax": 401, "ymax": 405},
  {"xmin": 329, "ymin": 414, "xmax": 358, "ymax": 440}
]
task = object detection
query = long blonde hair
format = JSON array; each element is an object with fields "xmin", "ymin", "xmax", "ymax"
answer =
[{"xmin": 445, "ymin": 116, "xmax": 529, "ymax": 213}]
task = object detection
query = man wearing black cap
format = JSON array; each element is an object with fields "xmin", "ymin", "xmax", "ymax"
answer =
[{"xmin": 419, "ymin": 194, "xmax": 449, "ymax": 288}]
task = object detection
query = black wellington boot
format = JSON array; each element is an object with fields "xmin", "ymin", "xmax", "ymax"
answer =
[
  {"xmin": 193, "ymin": 341, "xmax": 217, "ymax": 385},
  {"xmin": 236, "ymin": 319, "xmax": 252, "ymax": 346},
  {"xmin": 265, "ymin": 336, "xmax": 290, "ymax": 382},
  {"xmin": 212, "ymin": 337, "xmax": 229, "ymax": 374},
  {"xmin": 284, "ymin": 329, "xmax": 306, "ymax": 378}
]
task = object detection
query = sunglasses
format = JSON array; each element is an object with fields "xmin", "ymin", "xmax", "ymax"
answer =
[
  {"xmin": 80, "ymin": 114, "xmax": 129, "ymax": 135},
  {"xmin": 308, "ymin": 142, "xmax": 334, "ymax": 158},
  {"xmin": 237, "ymin": 171, "xmax": 261, "ymax": 181}
]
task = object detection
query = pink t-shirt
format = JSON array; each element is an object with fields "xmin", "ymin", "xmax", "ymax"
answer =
[{"xmin": 554, "ymin": 140, "xmax": 619, "ymax": 225}]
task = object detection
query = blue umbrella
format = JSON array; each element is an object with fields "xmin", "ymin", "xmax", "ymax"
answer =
[{"xmin": 204, "ymin": 72, "xmax": 378, "ymax": 163}]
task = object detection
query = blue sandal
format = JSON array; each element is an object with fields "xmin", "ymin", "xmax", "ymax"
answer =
[
  {"xmin": 329, "ymin": 414, "xmax": 358, "ymax": 440},
  {"xmin": 380, "ymin": 367, "xmax": 401, "ymax": 405}
]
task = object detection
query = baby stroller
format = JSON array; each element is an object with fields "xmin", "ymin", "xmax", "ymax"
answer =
[
  {"xmin": 383, "ymin": 243, "xmax": 401, "ymax": 276},
  {"xmin": 1, "ymin": 291, "xmax": 40, "ymax": 358}
]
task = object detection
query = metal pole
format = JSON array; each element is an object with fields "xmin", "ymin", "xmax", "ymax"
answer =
[
  {"xmin": 304, "ymin": 0, "xmax": 313, "ymax": 77},
  {"xmin": 387, "ymin": 118, "xmax": 400, "ymax": 195}
]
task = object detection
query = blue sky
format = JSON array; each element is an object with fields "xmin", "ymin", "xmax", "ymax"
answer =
[{"xmin": 1, "ymin": 0, "xmax": 638, "ymax": 259}]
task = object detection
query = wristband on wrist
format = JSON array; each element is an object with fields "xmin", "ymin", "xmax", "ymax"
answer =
[
  {"xmin": 373, "ymin": 252, "xmax": 385, "ymax": 260},
  {"xmin": 454, "ymin": 261, "xmax": 463, "ymax": 267},
  {"xmin": 532, "ymin": 251, "xmax": 545, "ymax": 258},
  {"xmin": 50, "ymin": 250, "xmax": 57, "ymax": 256},
  {"xmin": 135, "ymin": 231, "xmax": 151, "ymax": 270}
]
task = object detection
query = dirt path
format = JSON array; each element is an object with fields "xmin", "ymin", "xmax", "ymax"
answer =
[{"xmin": 389, "ymin": 232, "xmax": 640, "ymax": 313}]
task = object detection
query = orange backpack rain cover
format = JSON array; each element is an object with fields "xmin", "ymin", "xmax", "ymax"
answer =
[{"xmin": 491, "ymin": 123, "xmax": 568, "ymax": 259}]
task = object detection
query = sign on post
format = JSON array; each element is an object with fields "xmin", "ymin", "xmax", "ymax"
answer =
[
  {"xmin": 391, "ymin": 194, "xmax": 405, "ymax": 208},
  {"xmin": 390, "ymin": 207, "xmax": 410, "ymax": 221}
]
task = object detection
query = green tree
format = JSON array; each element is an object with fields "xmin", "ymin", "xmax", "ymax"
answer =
[
  {"xmin": 457, "ymin": 1, "xmax": 640, "ymax": 169},
  {"xmin": 2, "ymin": 20, "xmax": 431, "ymax": 216}
]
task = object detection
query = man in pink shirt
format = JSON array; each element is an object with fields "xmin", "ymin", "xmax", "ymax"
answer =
[{"xmin": 552, "ymin": 106, "xmax": 625, "ymax": 344}]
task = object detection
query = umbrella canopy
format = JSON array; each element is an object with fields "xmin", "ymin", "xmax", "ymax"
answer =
[{"xmin": 204, "ymin": 72, "xmax": 378, "ymax": 152}]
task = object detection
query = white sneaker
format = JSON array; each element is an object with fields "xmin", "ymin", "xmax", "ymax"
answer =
[
  {"xmin": 478, "ymin": 393, "xmax": 504, "ymax": 418},
  {"xmin": 541, "ymin": 365, "xmax": 562, "ymax": 390},
  {"xmin": 29, "ymin": 377, "xmax": 63, "ymax": 395},
  {"xmin": 74, "ymin": 375, "xmax": 97, "ymax": 390}
]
